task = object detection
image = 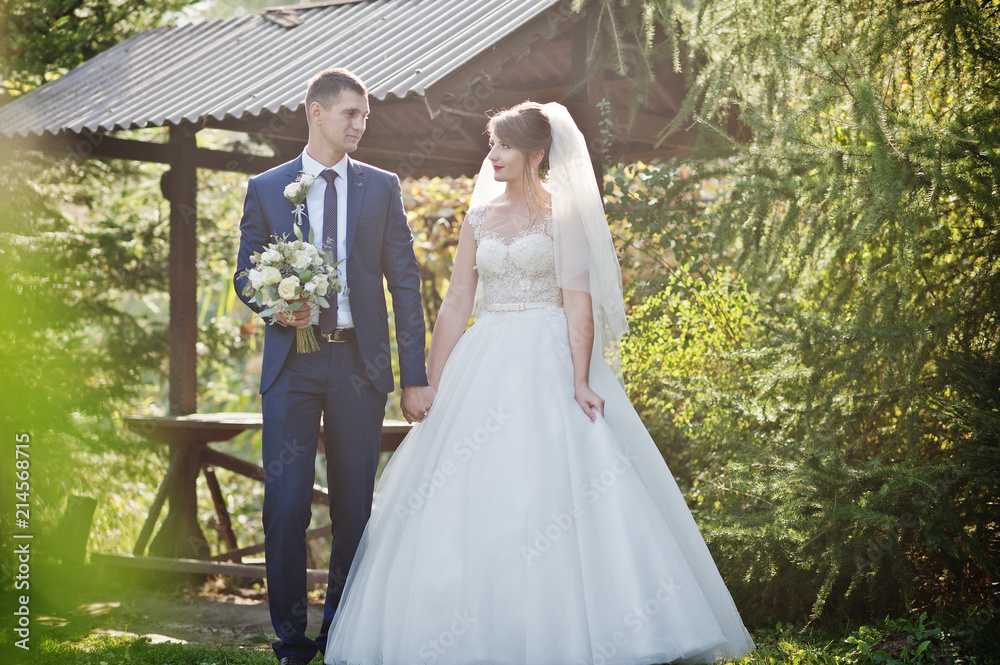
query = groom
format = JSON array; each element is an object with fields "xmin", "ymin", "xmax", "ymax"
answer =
[{"xmin": 234, "ymin": 68, "xmax": 434, "ymax": 665}]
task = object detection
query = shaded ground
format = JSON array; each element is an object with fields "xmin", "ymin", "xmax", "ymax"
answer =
[{"xmin": 26, "ymin": 563, "xmax": 326, "ymax": 650}]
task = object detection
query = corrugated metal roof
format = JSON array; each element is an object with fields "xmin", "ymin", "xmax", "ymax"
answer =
[{"xmin": 0, "ymin": 0, "xmax": 562, "ymax": 138}]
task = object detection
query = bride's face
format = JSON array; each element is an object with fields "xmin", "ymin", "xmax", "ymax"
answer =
[{"xmin": 487, "ymin": 134, "xmax": 526, "ymax": 183}]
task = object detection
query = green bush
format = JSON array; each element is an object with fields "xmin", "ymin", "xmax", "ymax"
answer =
[{"xmin": 607, "ymin": 0, "xmax": 1000, "ymax": 625}]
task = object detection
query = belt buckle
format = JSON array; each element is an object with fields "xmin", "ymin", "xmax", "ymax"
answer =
[{"xmin": 321, "ymin": 327, "xmax": 350, "ymax": 343}]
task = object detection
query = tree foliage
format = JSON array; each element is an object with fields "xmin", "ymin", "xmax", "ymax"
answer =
[
  {"xmin": 402, "ymin": 176, "xmax": 474, "ymax": 331},
  {"xmin": 601, "ymin": 0, "xmax": 1000, "ymax": 624},
  {"xmin": 0, "ymin": 0, "xmax": 200, "ymax": 583},
  {"xmin": 0, "ymin": 0, "xmax": 192, "ymax": 98}
]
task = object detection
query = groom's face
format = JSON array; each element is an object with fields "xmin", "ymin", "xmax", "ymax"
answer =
[{"xmin": 313, "ymin": 89, "xmax": 370, "ymax": 157}]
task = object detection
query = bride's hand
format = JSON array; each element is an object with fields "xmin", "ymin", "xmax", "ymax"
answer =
[
  {"xmin": 401, "ymin": 385, "xmax": 436, "ymax": 424},
  {"xmin": 575, "ymin": 384, "xmax": 605, "ymax": 422}
]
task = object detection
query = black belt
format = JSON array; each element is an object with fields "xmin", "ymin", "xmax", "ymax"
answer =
[{"xmin": 316, "ymin": 326, "xmax": 355, "ymax": 343}]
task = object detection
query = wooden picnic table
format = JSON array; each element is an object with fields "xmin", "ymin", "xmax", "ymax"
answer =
[{"xmin": 120, "ymin": 412, "xmax": 411, "ymax": 574}]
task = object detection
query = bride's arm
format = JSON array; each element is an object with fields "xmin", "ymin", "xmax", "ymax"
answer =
[
  {"xmin": 427, "ymin": 220, "xmax": 479, "ymax": 388},
  {"xmin": 563, "ymin": 288, "xmax": 605, "ymax": 421}
]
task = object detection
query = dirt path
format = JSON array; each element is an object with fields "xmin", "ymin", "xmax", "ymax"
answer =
[{"xmin": 43, "ymin": 575, "xmax": 325, "ymax": 649}]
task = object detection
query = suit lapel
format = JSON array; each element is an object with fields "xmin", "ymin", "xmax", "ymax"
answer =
[
  {"xmin": 345, "ymin": 158, "xmax": 367, "ymax": 257},
  {"xmin": 273, "ymin": 155, "xmax": 305, "ymax": 240}
]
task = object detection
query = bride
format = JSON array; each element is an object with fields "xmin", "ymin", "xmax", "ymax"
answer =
[{"xmin": 324, "ymin": 102, "xmax": 755, "ymax": 664}]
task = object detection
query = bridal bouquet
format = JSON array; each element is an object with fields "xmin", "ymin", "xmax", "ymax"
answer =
[{"xmin": 239, "ymin": 227, "xmax": 347, "ymax": 353}]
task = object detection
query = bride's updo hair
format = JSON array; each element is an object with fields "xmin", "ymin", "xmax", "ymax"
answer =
[{"xmin": 487, "ymin": 102, "xmax": 552, "ymax": 172}]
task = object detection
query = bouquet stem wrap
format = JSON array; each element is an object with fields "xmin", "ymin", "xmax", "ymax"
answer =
[{"xmin": 297, "ymin": 327, "xmax": 320, "ymax": 354}]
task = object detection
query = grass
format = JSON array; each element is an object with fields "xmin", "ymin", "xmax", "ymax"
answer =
[
  {"xmin": 737, "ymin": 614, "xmax": 1000, "ymax": 665},
  {"xmin": 20, "ymin": 636, "xmax": 273, "ymax": 664},
  {"xmin": 8, "ymin": 615, "xmax": 1000, "ymax": 665},
  {"xmin": 3, "ymin": 567, "xmax": 998, "ymax": 665}
]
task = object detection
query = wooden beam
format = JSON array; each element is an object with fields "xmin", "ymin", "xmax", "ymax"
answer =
[
  {"xmin": 355, "ymin": 139, "xmax": 485, "ymax": 180},
  {"xmin": 205, "ymin": 112, "xmax": 307, "ymax": 144},
  {"xmin": 604, "ymin": 78, "xmax": 684, "ymax": 116},
  {"xmin": 193, "ymin": 146, "xmax": 284, "ymax": 173},
  {"xmin": 559, "ymin": 101, "xmax": 692, "ymax": 149},
  {"xmin": 203, "ymin": 465, "xmax": 239, "ymax": 555},
  {"xmin": 488, "ymin": 85, "xmax": 575, "ymax": 104},
  {"xmin": 211, "ymin": 524, "xmax": 331, "ymax": 563},
  {"xmin": 4, "ymin": 131, "xmax": 285, "ymax": 174},
  {"xmin": 91, "ymin": 552, "xmax": 329, "ymax": 585},
  {"xmin": 167, "ymin": 125, "xmax": 199, "ymax": 416},
  {"xmin": 200, "ymin": 447, "xmax": 330, "ymax": 506}
]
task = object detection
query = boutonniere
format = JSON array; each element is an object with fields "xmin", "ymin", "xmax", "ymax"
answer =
[{"xmin": 283, "ymin": 171, "xmax": 315, "ymax": 226}]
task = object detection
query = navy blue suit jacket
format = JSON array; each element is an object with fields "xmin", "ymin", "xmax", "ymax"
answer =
[{"xmin": 234, "ymin": 155, "xmax": 428, "ymax": 395}]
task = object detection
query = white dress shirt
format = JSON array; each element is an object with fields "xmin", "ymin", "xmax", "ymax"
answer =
[{"xmin": 301, "ymin": 149, "xmax": 353, "ymax": 328}]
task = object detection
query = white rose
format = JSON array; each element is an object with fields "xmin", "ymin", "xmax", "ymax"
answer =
[
  {"xmin": 290, "ymin": 249, "xmax": 311, "ymax": 270},
  {"xmin": 248, "ymin": 269, "xmax": 263, "ymax": 290},
  {"xmin": 283, "ymin": 182, "xmax": 302, "ymax": 200},
  {"xmin": 263, "ymin": 248, "xmax": 282, "ymax": 264},
  {"xmin": 277, "ymin": 277, "xmax": 300, "ymax": 300},
  {"xmin": 306, "ymin": 274, "xmax": 329, "ymax": 297},
  {"xmin": 259, "ymin": 266, "xmax": 281, "ymax": 285},
  {"xmin": 298, "ymin": 174, "xmax": 315, "ymax": 189}
]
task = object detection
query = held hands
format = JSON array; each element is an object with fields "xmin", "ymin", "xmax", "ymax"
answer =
[
  {"xmin": 575, "ymin": 384, "xmax": 605, "ymax": 422},
  {"xmin": 276, "ymin": 298, "xmax": 314, "ymax": 327},
  {"xmin": 401, "ymin": 385, "xmax": 436, "ymax": 424}
]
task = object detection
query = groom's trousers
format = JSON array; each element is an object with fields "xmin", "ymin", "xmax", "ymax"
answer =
[{"xmin": 261, "ymin": 334, "xmax": 387, "ymax": 662}]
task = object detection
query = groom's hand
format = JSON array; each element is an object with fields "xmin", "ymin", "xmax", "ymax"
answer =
[
  {"xmin": 276, "ymin": 299, "xmax": 313, "ymax": 327},
  {"xmin": 401, "ymin": 385, "xmax": 436, "ymax": 423}
]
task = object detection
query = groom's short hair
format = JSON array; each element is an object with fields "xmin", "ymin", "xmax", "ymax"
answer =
[{"xmin": 305, "ymin": 68, "xmax": 368, "ymax": 111}]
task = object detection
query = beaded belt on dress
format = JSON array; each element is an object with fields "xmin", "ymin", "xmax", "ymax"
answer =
[{"xmin": 484, "ymin": 302, "xmax": 562, "ymax": 312}]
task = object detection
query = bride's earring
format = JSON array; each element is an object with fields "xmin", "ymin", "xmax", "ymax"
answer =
[{"xmin": 527, "ymin": 163, "xmax": 540, "ymax": 206}]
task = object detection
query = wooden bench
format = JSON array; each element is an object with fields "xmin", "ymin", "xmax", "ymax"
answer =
[{"xmin": 113, "ymin": 412, "xmax": 410, "ymax": 580}]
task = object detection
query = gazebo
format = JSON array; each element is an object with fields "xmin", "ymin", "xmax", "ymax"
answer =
[
  {"xmin": 0, "ymin": 0, "xmax": 691, "ymax": 414},
  {"xmin": 0, "ymin": 0, "xmax": 692, "ymax": 564}
]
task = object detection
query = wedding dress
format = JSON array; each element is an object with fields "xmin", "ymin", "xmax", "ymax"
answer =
[{"xmin": 324, "ymin": 205, "xmax": 755, "ymax": 665}]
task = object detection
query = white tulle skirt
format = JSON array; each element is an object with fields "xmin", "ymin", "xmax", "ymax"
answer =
[{"xmin": 325, "ymin": 307, "xmax": 754, "ymax": 664}]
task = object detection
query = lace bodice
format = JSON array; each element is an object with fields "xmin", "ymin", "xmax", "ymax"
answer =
[{"xmin": 467, "ymin": 206, "xmax": 563, "ymax": 308}]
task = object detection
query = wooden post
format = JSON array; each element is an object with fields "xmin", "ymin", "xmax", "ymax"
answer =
[
  {"xmin": 148, "ymin": 442, "xmax": 210, "ymax": 559},
  {"xmin": 203, "ymin": 465, "xmax": 239, "ymax": 556},
  {"xmin": 132, "ymin": 452, "xmax": 181, "ymax": 556},
  {"xmin": 166, "ymin": 124, "xmax": 199, "ymax": 415},
  {"xmin": 53, "ymin": 495, "xmax": 97, "ymax": 565}
]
